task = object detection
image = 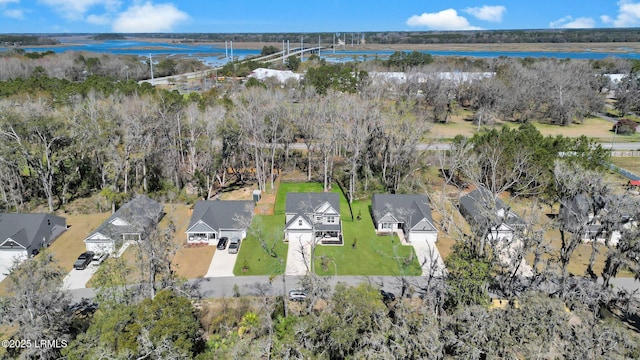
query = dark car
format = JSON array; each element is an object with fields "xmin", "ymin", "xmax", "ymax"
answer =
[
  {"xmin": 380, "ymin": 289, "xmax": 396, "ymax": 302},
  {"xmin": 73, "ymin": 251, "xmax": 95, "ymax": 270},
  {"xmin": 216, "ymin": 237, "xmax": 229, "ymax": 250},
  {"xmin": 228, "ymin": 238, "xmax": 241, "ymax": 254}
]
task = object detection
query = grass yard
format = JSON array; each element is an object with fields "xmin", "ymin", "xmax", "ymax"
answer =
[
  {"xmin": 428, "ymin": 111, "xmax": 632, "ymax": 142},
  {"xmin": 49, "ymin": 212, "xmax": 111, "ymax": 272},
  {"xmin": 233, "ymin": 215, "xmax": 288, "ymax": 275},
  {"xmin": 315, "ymin": 198, "xmax": 422, "ymax": 276},
  {"xmin": 611, "ymin": 157, "xmax": 640, "ymax": 177},
  {"xmin": 245, "ymin": 181, "xmax": 423, "ymax": 276}
]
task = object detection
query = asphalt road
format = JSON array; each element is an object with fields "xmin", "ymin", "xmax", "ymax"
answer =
[{"xmin": 68, "ymin": 275, "xmax": 640, "ymax": 303}]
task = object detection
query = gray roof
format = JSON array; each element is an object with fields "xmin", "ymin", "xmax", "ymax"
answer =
[
  {"xmin": 285, "ymin": 193, "xmax": 340, "ymax": 216},
  {"xmin": 187, "ymin": 200, "xmax": 254, "ymax": 232},
  {"xmin": 371, "ymin": 194, "xmax": 436, "ymax": 231},
  {"xmin": 87, "ymin": 194, "xmax": 163, "ymax": 242},
  {"xmin": 0, "ymin": 213, "xmax": 67, "ymax": 253},
  {"xmin": 459, "ymin": 188, "xmax": 524, "ymax": 229}
]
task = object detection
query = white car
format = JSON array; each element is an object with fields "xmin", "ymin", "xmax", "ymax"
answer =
[
  {"xmin": 228, "ymin": 238, "xmax": 241, "ymax": 254},
  {"xmin": 92, "ymin": 253, "xmax": 109, "ymax": 265},
  {"xmin": 288, "ymin": 290, "xmax": 307, "ymax": 301}
]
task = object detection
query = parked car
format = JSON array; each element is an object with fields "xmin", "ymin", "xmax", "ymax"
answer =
[
  {"xmin": 228, "ymin": 238, "xmax": 241, "ymax": 254},
  {"xmin": 92, "ymin": 253, "xmax": 109, "ymax": 265},
  {"xmin": 216, "ymin": 237, "xmax": 229, "ymax": 250},
  {"xmin": 380, "ymin": 289, "xmax": 396, "ymax": 302},
  {"xmin": 288, "ymin": 290, "xmax": 307, "ymax": 302},
  {"xmin": 73, "ymin": 251, "xmax": 95, "ymax": 270}
]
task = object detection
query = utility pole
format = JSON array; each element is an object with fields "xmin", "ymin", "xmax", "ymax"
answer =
[
  {"xmin": 149, "ymin": 54, "xmax": 154, "ymax": 83},
  {"xmin": 283, "ymin": 39, "xmax": 285, "ymax": 64},
  {"xmin": 300, "ymin": 34, "xmax": 304, "ymax": 62},
  {"xmin": 225, "ymin": 41, "xmax": 228, "ymax": 62},
  {"xmin": 318, "ymin": 34, "xmax": 321, "ymax": 58}
]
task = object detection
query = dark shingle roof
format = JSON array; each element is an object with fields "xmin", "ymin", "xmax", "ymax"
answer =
[
  {"xmin": 459, "ymin": 188, "xmax": 524, "ymax": 229},
  {"xmin": 187, "ymin": 200, "xmax": 254, "ymax": 231},
  {"xmin": 88, "ymin": 194, "xmax": 163, "ymax": 241},
  {"xmin": 285, "ymin": 193, "xmax": 340, "ymax": 216},
  {"xmin": 371, "ymin": 194, "xmax": 436, "ymax": 230},
  {"xmin": 0, "ymin": 213, "xmax": 66, "ymax": 252}
]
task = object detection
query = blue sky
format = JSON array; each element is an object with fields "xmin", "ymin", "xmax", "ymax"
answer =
[{"xmin": 1, "ymin": 1, "xmax": 640, "ymax": 33}]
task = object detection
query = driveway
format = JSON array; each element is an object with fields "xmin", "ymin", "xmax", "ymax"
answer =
[
  {"xmin": 285, "ymin": 238, "xmax": 311, "ymax": 276},
  {"xmin": 411, "ymin": 241, "xmax": 447, "ymax": 277},
  {"xmin": 205, "ymin": 247, "xmax": 240, "ymax": 277},
  {"xmin": 0, "ymin": 251, "xmax": 27, "ymax": 283},
  {"xmin": 62, "ymin": 265, "xmax": 99, "ymax": 290}
]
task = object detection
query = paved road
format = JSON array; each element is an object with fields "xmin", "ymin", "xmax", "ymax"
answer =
[
  {"xmin": 68, "ymin": 275, "xmax": 430, "ymax": 303},
  {"xmin": 68, "ymin": 275, "xmax": 640, "ymax": 303}
]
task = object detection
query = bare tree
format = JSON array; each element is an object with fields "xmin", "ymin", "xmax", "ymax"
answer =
[{"xmin": 0, "ymin": 253, "xmax": 71, "ymax": 360}]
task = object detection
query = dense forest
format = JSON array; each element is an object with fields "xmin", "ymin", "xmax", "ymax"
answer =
[
  {"xmin": 0, "ymin": 34, "xmax": 58, "ymax": 46},
  {"xmin": 1, "ymin": 47, "xmax": 640, "ymax": 358}
]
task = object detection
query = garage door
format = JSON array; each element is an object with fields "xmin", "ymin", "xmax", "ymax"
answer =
[
  {"xmin": 86, "ymin": 241, "xmax": 115, "ymax": 254},
  {"xmin": 0, "ymin": 250, "xmax": 28, "ymax": 283},
  {"xmin": 220, "ymin": 230, "xmax": 244, "ymax": 240},
  {"xmin": 287, "ymin": 230, "xmax": 313, "ymax": 245},
  {"xmin": 408, "ymin": 231, "xmax": 437, "ymax": 243}
]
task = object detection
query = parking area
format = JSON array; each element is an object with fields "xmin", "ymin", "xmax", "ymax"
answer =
[
  {"xmin": 285, "ymin": 238, "xmax": 311, "ymax": 276},
  {"xmin": 205, "ymin": 247, "xmax": 240, "ymax": 277},
  {"xmin": 62, "ymin": 265, "xmax": 99, "ymax": 290}
]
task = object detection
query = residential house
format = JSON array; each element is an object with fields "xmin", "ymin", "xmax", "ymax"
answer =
[
  {"xmin": 84, "ymin": 194, "xmax": 164, "ymax": 254},
  {"xmin": 284, "ymin": 192, "xmax": 342, "ymax": 245},
  {"xmin": 186, "ymin": 200, "xmax": 255, "ymax": 245},
  {"xmin": 371, "ymin": 194, "xmax": 438, "ymax": 243},
  {"xmin": 559, "ymin": 193, "xmax": 633, "ymax": 246},
  {"xmin": 0, "ymin": 213, "xmax": 67, "ymax": 260},
  {"xmin": 459, "ymin": 188, "xmax": 525, "ymax": 242}
]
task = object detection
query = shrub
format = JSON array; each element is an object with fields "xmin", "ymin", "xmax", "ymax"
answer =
[{"xmin": 613, "ymin": 118, "xmax": 638, "ymax": 135}]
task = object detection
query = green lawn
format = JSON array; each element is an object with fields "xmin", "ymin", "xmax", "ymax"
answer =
[
  {"xmin": 233, "ymin": 215, "xmax": 288, "ymax": 275},
  {"xmin": 315, "ymin": 200, "xmax": 422, "ymax": 276},
  {"xmin": 240, "ymin": 181, "xmax": 422, "ymax": 276}
]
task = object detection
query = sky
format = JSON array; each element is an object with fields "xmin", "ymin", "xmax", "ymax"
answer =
[{"xmin": 1, "ymin": 0, "xmax": 640, "ymax": 33}]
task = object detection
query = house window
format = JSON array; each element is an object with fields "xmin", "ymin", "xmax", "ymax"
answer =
[
  {"xmin": 316, "ymin": 216, "xmax": 322, "ymax": 222},
  {"xmin": 298, "ymin": 219, "xmax": 303, "ymax": 226},
  {"xmin": 382, "ymin": 223, "xmax": 393, "ymax": 230},
  {"xmin": 327, "ymin": 216, "xmax": 336, "ymax": 223}
]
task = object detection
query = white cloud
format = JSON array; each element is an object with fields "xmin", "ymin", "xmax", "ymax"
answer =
[
  {"xmin": 38, "ymin": 0, "xmax": 121, "ymax": 20},
  {"xmin": 463, "ymin": 5, "xmax": 506, "ymax": 22},
  {"xmin": 549, "ymin": 15, "xmax": 595, "ymax": 29},
  {"xmin": 3, "ymin": 8, "xmax": 23, "ymax": 19},
  {"xmin": 112, "ymin": 2, "xmax": 188, "ymax": 32},
  {"xmin": 406, "ymin": 8, "xmax": 482, "ymax": 30},
  {"xmin": 602, "ymin": 0, "xmax": 640, "ymax": 27},
  {"xmin": 86, "ymin": 13, "xmax": 111, "ymax": 25}
]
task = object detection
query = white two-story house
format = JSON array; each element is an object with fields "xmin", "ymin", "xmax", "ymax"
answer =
[{"xmin": 284, "ymin": 192, "xmax": 342, "ymax": 245}]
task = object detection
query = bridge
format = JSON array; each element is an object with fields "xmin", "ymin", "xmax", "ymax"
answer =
[
  {"xmin": 140, "ymin": 46, "xmax": 328, "ymax": 85},
  {"xmin": 249, "ymin": 46, "xmax": 328, "ymax": 63}
]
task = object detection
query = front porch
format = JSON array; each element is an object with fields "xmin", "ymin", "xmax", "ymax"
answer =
[
  {"xmin": 315, "ymin": 230, "xmax": 343, "ymax": 245},
  {"xmin": 187, "ymin": 232, "xmax": 217, "ymax": 244}
]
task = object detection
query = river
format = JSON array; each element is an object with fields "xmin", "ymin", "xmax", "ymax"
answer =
[{"xmin": 4, "ymin": 39, "xmax": 640, "ymax": 66}]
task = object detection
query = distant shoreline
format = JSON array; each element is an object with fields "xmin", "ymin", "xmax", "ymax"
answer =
[{"xmin": 40, "ymin": 35, "xmax": 640, "ymax": 54}]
